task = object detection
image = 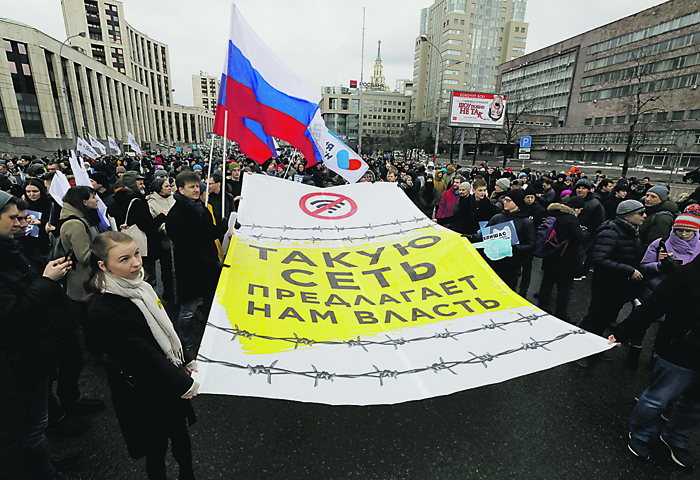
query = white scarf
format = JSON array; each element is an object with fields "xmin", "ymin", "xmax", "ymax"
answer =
[{"xmin": 102, "ymin": 269, "xmax": 185, "ymax": 366}]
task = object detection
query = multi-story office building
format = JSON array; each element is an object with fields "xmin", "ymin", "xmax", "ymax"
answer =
[
  {"xmin": 192, "ymin": 72, "xmax": 220, "ymax": 113},
  {"xmin": 320, "ymin": 42, "xmax": 411, "ymax": 152},
  {"xmin": 411, "ymin": 0, "xmax": 528, "ymax": 124},
  {"xmin": 61, "ymin": 0, "xmax": 213, "ymax": 148},
  {"xmin": 0, "ymin": 17, "xmax": 154, "ymax": 155},
  {"xmin": 498, "ymin": 0, "xmax": 700, "ymax": 169}
]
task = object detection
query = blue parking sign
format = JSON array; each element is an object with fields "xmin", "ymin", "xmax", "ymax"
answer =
[{"xmin": 520, "ymin": 136, "xmax": 531, "ymax": 148}]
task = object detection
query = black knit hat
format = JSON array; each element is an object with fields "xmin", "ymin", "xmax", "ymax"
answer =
[{"xmin": 505, "ymin": 189, "xmax": 526, "ymax": 209}]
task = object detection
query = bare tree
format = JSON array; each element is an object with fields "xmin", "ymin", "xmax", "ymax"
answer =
[
  {"xmin": 620, "ymin": 50, "xmax": 664, "ymax": 177},
  {"xmin": 498, "ymin": 93, "xmax": 539, "ymax": 168}
]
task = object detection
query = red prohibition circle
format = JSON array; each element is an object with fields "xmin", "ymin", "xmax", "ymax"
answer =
[{"xmin": 299, "ymin": 192, "xmax": 358, "ymax": 220}]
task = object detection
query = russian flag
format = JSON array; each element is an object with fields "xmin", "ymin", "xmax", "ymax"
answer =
[{"xmin": 214, "ymin": 3, "xmax": 323, "ymax": 166}]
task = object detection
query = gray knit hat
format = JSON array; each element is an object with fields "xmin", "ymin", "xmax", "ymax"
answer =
[
  {"xmin": 496, "ymin": 178, "xmax": 510, "ymax": 191},
  {"xmin": 616, "ymin": 199, "xmax": 645, "ymax": 218},
  {"xmin": 647, "ymin": 185, "xmax": 669, "ymax": 202},
  {"xmin": 0, "ymin": 190, "xmax": 12, "ymax": 212},
  {"xmin": 574, "ymin": 178, "xmax": 594, "ymax": 190}
]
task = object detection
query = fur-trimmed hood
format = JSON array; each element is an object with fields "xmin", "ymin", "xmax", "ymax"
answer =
[{"xmin": 547, "ymin": 202, "xmax": 577, "ymax": 216}]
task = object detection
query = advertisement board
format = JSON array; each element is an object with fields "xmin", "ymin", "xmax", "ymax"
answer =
[{"xmin": 448, "ymin": 91, "xmax": 507, "ymax": 130}]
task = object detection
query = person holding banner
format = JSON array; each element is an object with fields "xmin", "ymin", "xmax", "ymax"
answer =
[
  {"xmin": 167, "ymin": 172, "xmax": 228, "ymax": 350},
  {"xmin": 469, "ymin": 189, "xmax": 536, "ymax": 290},
  {"xmin": 84, "ymin": 232, "xmax": 198, "ymax": 480}
]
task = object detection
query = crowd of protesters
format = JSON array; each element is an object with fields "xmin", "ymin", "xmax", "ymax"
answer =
[{"xmin": 3, "ymin": 147, "xmax": 700, "ymax": 478}]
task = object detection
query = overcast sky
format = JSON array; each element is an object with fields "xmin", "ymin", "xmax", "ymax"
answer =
[{"xmin": 5, "ymin": 0, "xmax": 665, "ymax": 105}]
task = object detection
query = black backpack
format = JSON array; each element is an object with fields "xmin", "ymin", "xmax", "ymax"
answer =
[
  {"xmin": 533, "ymin": 216, "xmax": 569, "ymax": 258},
  {"xmin": 49, "ymin": 217, "xmax": 91, "ymax": 261}
]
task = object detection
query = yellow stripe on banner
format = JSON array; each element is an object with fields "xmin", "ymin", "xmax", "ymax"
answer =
[{"xmin": 216, "ymin": 229, "xmax": 529, "ymax": 354}]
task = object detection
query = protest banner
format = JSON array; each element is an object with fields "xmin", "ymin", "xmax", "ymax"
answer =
[{"xmin": 195, "ymin": 175, "xmax": 610, "ymax": 405}]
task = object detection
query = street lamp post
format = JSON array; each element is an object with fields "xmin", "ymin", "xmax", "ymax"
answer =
[
  {"xmin": 420, "ymin": 34, "xmax": 461, "ymax": 160},
  {"xmin": 58, "ymin": 31, "xmax": 86, "ymax": 59}
]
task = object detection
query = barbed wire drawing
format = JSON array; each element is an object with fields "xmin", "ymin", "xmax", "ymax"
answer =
[
  {"xmin": 204, "ymin": 312, "xmax": 548, "ymax": 351},
  {"xmin": 239, "ymin": 216, "xmax": 430, "ymax": 232},
  {"xmin": 196, "ymin": 327, "xmax": 587, "ymax": 388}
]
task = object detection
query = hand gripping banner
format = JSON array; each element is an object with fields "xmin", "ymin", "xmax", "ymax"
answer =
[{"xmin": 195, "ymin": 175, "xmax": 610, "ymax": 405}]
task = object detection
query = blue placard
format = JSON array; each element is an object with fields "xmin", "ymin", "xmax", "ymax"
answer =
[
  {"xmin": 480, "ymin": 220, "xmax": 520, "ymax": 246},
  {"xmin": 520, "ymin": 136, "xmax": 531, "ymax": 148}
]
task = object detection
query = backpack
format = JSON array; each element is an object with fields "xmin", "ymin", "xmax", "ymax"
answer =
[
  {"xmin": 533, "ymin": 216, "xmax": 569, "ymax": 258},
  {"xmin": 49, "ymin": 217, "xmax": 91, "ymax": 261}
]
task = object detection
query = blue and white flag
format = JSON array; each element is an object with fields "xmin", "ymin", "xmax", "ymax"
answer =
[
  {"xmin": 107, "ymin": 135, "xmax": 121, "ymax": 155},
  {"xmin": 76, "ymin": 137, "xmax": 99, "ymax": 160},
  {"xmin": 128, "ymin": 132, "xmax": 142, "ymax": 155},
  {"xmin": 88, "ymin": 132, "xmax": 107, "ymax": 155}
]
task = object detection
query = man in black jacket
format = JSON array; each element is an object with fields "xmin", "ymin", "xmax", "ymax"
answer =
[
  {"xmin": 167, "ymin": 172, "xmax": 228, "ymax": 350},
  {"xmin": 470, "ymin": 189, "xmax": 536, "ymax": 290},
  {"xmin": 0, "ymin": 192, "xmax": 73, "ymax": 479},
  {"xmin": 609, "ymin": 257, "xmax": 700, "ymax": 469},
  {"xmin": 537, "ymin": 196, "xmax": 589, "ymax": 322},
  {"xmin": 577, "ymin": 200, "xmax": 646, "ymax": 367}
]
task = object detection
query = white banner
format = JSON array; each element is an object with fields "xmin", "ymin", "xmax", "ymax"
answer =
[
  {"xmin": 76, "ymin": 137, "xmax": 99, "ymax": 159},
  {"xmin": 128, "ymin": 131, "xmax": 142, "ymax": 155},
  {"xmin": 448, "ymin": 91, "xmax": 507, "ymax": 130},
  {"xmin": 48, "ymin": 171, "xmax": 71, "ymax": 206},
  {"xmin": 107, "ymin": 136, "xmax": 122, "ymax": 155},
  {"xmin": 88, "ymin": 132, "xmax": 107, "ymax": 155},
  {"xmin": 195, "ymin": 175, "xmax": 610, "ymax": 405}
]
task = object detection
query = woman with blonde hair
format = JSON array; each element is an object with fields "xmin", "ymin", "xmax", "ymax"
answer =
[{"xmin": 85, "ymin": 231, "xmax": 199, "ymax": 480}]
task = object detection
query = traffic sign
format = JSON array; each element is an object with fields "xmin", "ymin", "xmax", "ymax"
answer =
[
  {"xmin": 520, "ymin": 136, "xmax": 532, "ymax": 148},
  {"xmin": 677, "ymin": 132, "xmax": 698, "ymax": 151},
  {"xmin": 519, "ymin": 147, "xmax": 531, "ymax": 153},
  {"xmin": 518, "ymin": 153, "xmax": 531, "ymax": 160}
]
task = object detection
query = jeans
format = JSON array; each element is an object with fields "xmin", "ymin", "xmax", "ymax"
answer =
[
  {"xmin": 537, "ymin": 270, "xmax": 574, "ymax": 321},
  {"xmin": 177, "ymin": 299, "xmax": 199, "ymax": 349},
  {"xmin": 630, "ymin": 355, "xmax": 700, "ymax": 448}
]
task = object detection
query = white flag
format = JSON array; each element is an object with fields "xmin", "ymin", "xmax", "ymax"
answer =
[
  {"xmin": 107, "ymin": 136, "xmax": 121, "ymax": 155},
  {"xmin": 76, "ymin": 137, "xmax": 99, "ymax": 160},
  {"xmin": 128, "ymin": 132, "xmax": 142, "ymax": 155},
  {"xmin": 70, "ymin": 150, "xmax": 111, "ymax": 231},
  {"xmin": 309, "ymin": 112, "xmax": 368, "ymax": 183},
  {"xmin": 48, "ymin": 171, "xmax": 71, "ymax": 206},
  {"xmin": 87, "ymin": 132, "xmax": 107, "ymax": 155}
]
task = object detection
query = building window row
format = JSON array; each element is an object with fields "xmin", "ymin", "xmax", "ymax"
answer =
[
  {"xmin": 579, "ymin": 71, "xmax": 700, "ymax": 102},
  {"xmin": 587, "ymin": 10, "xmax": 700, "ymax": 55},
  {"xmin": 532, "ymin": 129, "xmax": 700, "ymax": 147},
  {"xmin": 584, "ymin": 31, "xmax": 700, "ymax": 72},
  {"xmin": 581, "ymin": 51, "xmax": 700, "ymax": 88}
]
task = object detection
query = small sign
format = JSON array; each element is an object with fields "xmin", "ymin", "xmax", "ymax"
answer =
[
  {"xmin": 519, "ymin": 147, "xmax": 530, "ymax": 153},
  {"xmin": 519, "ymin": 153, "xmax": 531, "ymax": 160},
  {"xmin": 520, "ymin": 136, "xmax": 532, "ymax": 148}
]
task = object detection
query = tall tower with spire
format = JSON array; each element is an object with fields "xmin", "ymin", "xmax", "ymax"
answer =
[{"xmin": 370, "ymin": 40, "xmax": 388, "ymax": 90}]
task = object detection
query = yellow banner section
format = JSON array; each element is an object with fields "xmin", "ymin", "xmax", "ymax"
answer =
[{"xmin": 217, "ymin": 228, "xmax": 530, "ymax": 354}]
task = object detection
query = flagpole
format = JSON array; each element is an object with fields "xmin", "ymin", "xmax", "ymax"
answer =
[
  {"xmin": 221, "ymin": 110, "xmax": 228, "ymax": 220},
  {"xmin": 205, "ymin": 129, "xmax": 216, "ymax": 207}
]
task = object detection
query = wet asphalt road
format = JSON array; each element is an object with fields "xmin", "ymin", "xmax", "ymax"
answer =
[{"xmin": 49, "ymin": 259, "xmax": 700, "ymax": 480}]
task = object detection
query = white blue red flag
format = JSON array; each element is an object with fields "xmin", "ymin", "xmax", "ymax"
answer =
[
  {"xmin": 213, "ymin": 3, "xmax": 368, "ymax": 182},
  {"xmin": 107, "ymin": 136, "xmax": 121, "ymax": 155},
  {"xmin": 88, "ymin": 132, "xmax": 107, "ymax": 155},
  {"xmin": 128, "ymin": 132, "xmax": 142, "ymax": 155}
]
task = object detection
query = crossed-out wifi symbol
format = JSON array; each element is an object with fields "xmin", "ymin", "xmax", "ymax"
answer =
[
  {"xmin": 310, "ymin": 199, "xmax": 346, "ymax": 214},
  {"xmin": 299, "ymin": 192, "xmax": 359, "ymax": 220}
]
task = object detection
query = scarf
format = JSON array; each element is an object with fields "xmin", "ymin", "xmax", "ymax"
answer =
[
  {"xmin": 102, "ymin": 269, "xmax": 185, "ymax": 366},
  {"xmin": 174, "ymin": 191, "xmax": 206, "ymax": 215},
  {"xmin": 618, "ymin": 217, "xmax": 640, "ymax": 236},
  {"xmin": 668, "ymin": 229, "xmax": 699, "ymax": 259}
]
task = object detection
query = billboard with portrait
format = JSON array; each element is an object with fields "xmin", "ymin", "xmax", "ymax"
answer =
[{"xmin": 448, "ymin": 91, "xmax": 507, "ymax": 130}]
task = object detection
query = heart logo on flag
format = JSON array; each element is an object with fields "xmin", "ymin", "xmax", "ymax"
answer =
[{"xmin": 336, "ymin": 150, "xmax": 363, "ymax": 171}]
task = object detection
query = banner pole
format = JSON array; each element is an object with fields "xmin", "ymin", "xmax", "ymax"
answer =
[
  {"xmin": 205, "ymin": 130, "xmax": 216, "ymax": 207},
  {"xmin": 221, "ymin": 110, "xmax": 228, "ymax": 219}
]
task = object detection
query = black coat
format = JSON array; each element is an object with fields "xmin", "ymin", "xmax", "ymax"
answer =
[
  {"xmin": 541, "ymin": 203, "xmax": 590, "ymax": 275},
  {"xmin": 0, "ymin": 239, "xmax": 67, "ymax": 384},
  {"xmin": 521, "ymin": 201, "xmax": 547, "ymax": 230},
  {"xmin": 612, "ymin": 256, "xmax": 700, "ymax": 371},
  {"xmin": 588, "ymin": 219, "xmax": 643, "ymax": 287},
  {"xmin": 438, "ymin": 194, "xmax": 497, "ymax": 235},
  {"xmin": 166, "ymin": 194, "xmax": 227, "ymax": 301},
  {"xmin": 578, "ymin": 193, "xmax": 606, "ymax": 232},
  {"xmin": 108, "ymin": 189, "xmax": 163, "ymax": 259},
  {"xmin": 87, "ymin": 293, "xmax": 196, "ymax": 459}
]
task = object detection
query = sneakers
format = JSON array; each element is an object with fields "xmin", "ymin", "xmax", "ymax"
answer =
[
  {"xmin": 575, "ymin": 357, "xmax": 589, "ymax": 368},
  {"xmin": 574, "ymin": 275, "xmax": 586, "ymax": 281},
  {"xmin": 628, "ymin": 432, "xmax": 650, "ymax": 460},
  {"xmin": 600, "ymin": 350, "xmax": 614, "ymax": 362},
  {"xmin": 661, "ymin": 435, "xmax": 694, "ymax": 470}
]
